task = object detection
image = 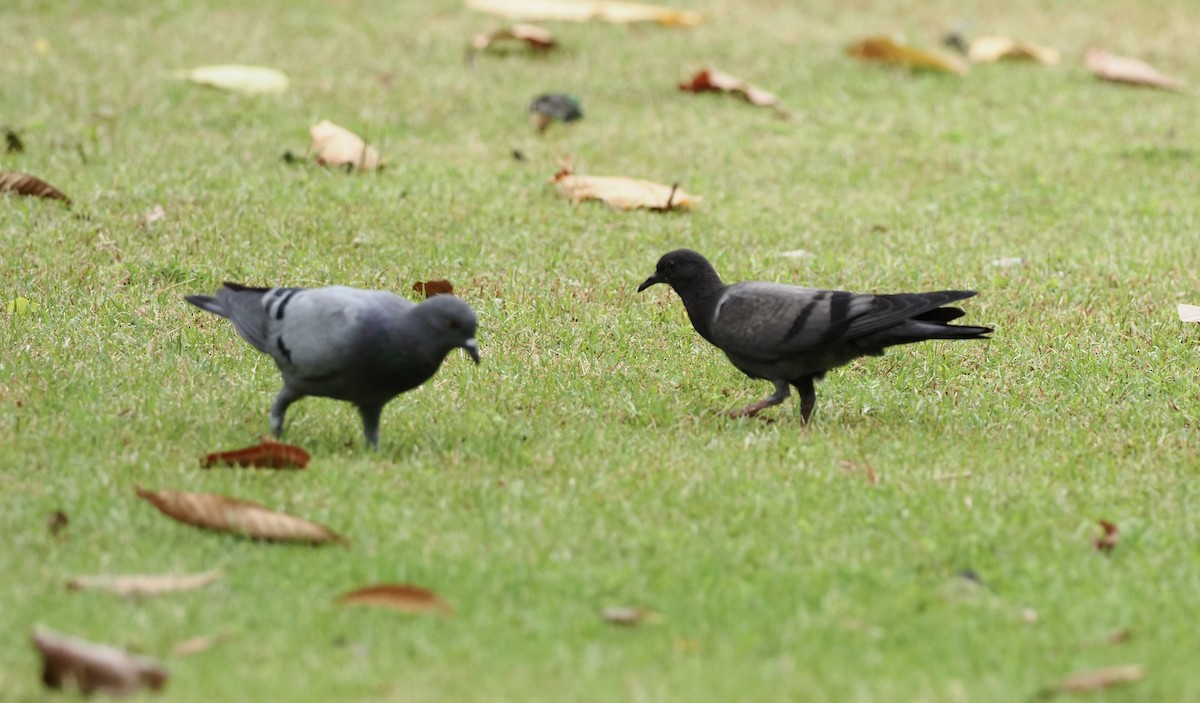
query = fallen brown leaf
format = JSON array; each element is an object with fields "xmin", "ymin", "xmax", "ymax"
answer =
[
  {"xmin": 466, "ymin": 0, "xmax": 702, "ymax": 26},
  {"xmin": 1049, "ymin": 664, "xmax": 1144, "ymax": 694},
  {"xmin": 337, "ymin": 584, "xmax": 453, "ymax": 615},
  {"xmin": 968, "ymin": 36, "xmax": 1059, "ymax": 65},
  {"xmin": 135, "ymin": 486, "xmax": 347, "ymax": 545},
  {"xmin": 171, "ymin": 633, "xmax": 228, "ymax": 658},
  {"xmin": 471, "ymin": 24, "xmax": 557, "ymax": 52},
  {"xmin": 679, "ymin": 68, "xmax": 786, "ymax": 114},
  {"xmin": 33, "ymin": 626, "xmax": 168, "ymax": 696},
  {"xmin": 1085, "ymin": 49, "xmax": 1184, "ymax": 91},
  {"xmin": 141, "ymin": 204, "xmax": 166, "ymax": 225},
  {"xmin": 1093, "ymin": 519, "xmax": 1119, "ymax": 553},
  {"xmin": 202, "ymin": 438, "xmax": 310, "ymax": 469},
  {"xmin": 601, "ymin": 606, "xmax": 662, "ymax": 626},
  {"xmin": 552, "ymin": 166, "xmax": 700, "ymax": 211},
  {"xmin": 67, "ymin": 570, "xmax": 221, "ymax": 598},
  {"xmin": 47, "ymin": 510, "xmax": 69, "ymax": 537},
  {"xmin": 0, "ymin": 171, "xmax": 71, "ymax": 204},
  {"xmin": 310, "ymin": 120, "xmax": 382, "ymax": 171},
  {"xmin": 1178, "ymin": 303, "xmax": 1200, "ymax": 323},
  {"xmin": 847, "ymin": 35, "xmax": 968, "ymax": 75},
  {"xmin": 412, "ymin": 279, "xmax": 455, "ymax": 299},
  {"xmin": 1106, "ymin": 628, "xmax": 1132, "ymax": 645}
]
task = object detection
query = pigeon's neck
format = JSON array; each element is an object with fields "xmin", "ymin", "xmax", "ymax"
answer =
[{"xmin": 675, "ymin": 273, "xmax": 726, "ymax": 343}]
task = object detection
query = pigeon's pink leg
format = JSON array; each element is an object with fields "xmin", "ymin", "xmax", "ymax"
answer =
[{"xmin": 730, "ymin": 380, "xmax": 790, "ymax": 418}]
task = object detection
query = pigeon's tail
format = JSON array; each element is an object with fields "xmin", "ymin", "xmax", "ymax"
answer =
[{"xmin": 184, "ymin": 294, "xmax": 226, "ymax": 318}]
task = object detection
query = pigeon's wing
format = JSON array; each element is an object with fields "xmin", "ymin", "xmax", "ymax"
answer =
[
  {"xmin": 708, "ymin": 283, "xmax": 879, "ymax": 361},
  {"xmin": 841, "ymin": 290, "xmax": 979, "ymax": 339},
  {"xmin": 266, "ymin": 287, "xmax": 415, "ymax": 381}
]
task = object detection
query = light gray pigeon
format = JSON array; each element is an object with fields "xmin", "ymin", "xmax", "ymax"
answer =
[
  {"xmin": 185, "ymin": 283, "xmax": 479, "ymax": 447},
  {"xmin": 637, "ymin": 249, "xmax": 991, "ymax": 422}
]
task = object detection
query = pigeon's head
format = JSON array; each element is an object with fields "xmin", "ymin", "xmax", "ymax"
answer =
[
  {"xmin": 416, "ymin": 295, "xmax": 480, "ymax": 364},
  {"xmin": 637, "ymin": 249, "xmax": 719, "ymax": 294}
]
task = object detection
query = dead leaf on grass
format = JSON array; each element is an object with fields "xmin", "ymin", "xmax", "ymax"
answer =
[
  {"xmin": 968, "ymin": 36, "xmax": 1059, "ymax": 65},
  {"xmin": 67, "ymin": 570, "xmax": 221, "ymax": 598},
  {"xmin": 141, "ymin": 205, "xmax": 166, "ymax": 226},
  {"xmin": 466, "ymin": 0, "xmax": 703, "ymax": 26},
  {"xmin": 176, "ymin": 65, "xmax": 289, "ymax": 94},
  {"xmin": 679, "ymin": 68, "xmax": 786, "ymax": 114},
  {"xmin": 1093, "ymin": 519, "xmax": 1119, "ymax": 553},
  {"xmin": 337, "ymin": 584, "xmax": 453, "ymax": 615},
  {"xmin": 1177, "ymin": 304, "xmax": 1200, "ymax": 323},
  {"xmin": 310, "ymin": 120, "xmax": 383, "ymax": 171},
  {"xmin": 6, "ymin": 128, "xmax": 25, "ymax": 153},
  {"xmin": 847, "ymin": 35, "xmax": 968, "ymax": 75},
  {"xmin": 471, "ymin": 24, "xmax": 557, "ymax": 53},
  {"xmin": 135, "ymin": 486, "xmax": 347, "ymax": 545},
  {"xmin": 1047, "ymin": 664, "xmax": 1144, "ymax": 695},
  {"xmin": 1084, "ymin": 49, "xmax": 1184, "ymax": 91},
  {"xmin": 33, "ymin": 626, "xmax": 168, "ymax": 696},
  {"xmin": 171, "ymin": 633, "xmax": 229, "ymax": 658},
  {"xmin": 47, "ymin": 510, "xmax": 69, "ymax": 537},
  {"xmin": 0, "ymin": 171, "xmax": 71, "ymax": 204},
  {"xmin": 202, "ymin": 437, "xmax": 310, "ymax": 469},
  {"xmin": 601, "ymin": 606, "xmax": 663, "ymax": 626},
  {"xmin": 412, "ymin": 279, "xmax": 455, "ymax": 298},
  {"xmin": 552, "ymin": 165, "xmax": 700, "ymax": 211}
]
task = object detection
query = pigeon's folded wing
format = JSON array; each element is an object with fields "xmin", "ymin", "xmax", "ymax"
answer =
[{"xmin": 709, "ymin": 283, "xmax": 877, "ymax": 361}]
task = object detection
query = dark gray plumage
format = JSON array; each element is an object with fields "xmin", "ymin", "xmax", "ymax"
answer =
[
  {"xmin": 637, "ymin": 249, "xmax": 991, "ymax": 422},
  {"xmin": 185, "ymin": 283, "xmax": 480, "ymax": 447}
]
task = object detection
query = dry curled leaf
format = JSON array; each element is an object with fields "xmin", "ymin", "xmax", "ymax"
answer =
[
  {"xmin": 1093, "ymin": 519, "xmax": 1119, "ymax": 553},
  {"xmin": 1085, "ymin": 49, "xmax": 1184, "ymax": 91},
  {"xmin": 202, "ymin": 438, "xmax": 310, "ymax": 469},
  {"xmin": 601, "ymin": 606, "xmax": 663, "ymax": 626},
  {"xmin": 471, "ymin": 24, "xmax": 557, "ymax": 52},
  {"xmin": 47, "ymin": 509, "xmax": 69, "ymax": 537},
  {"xmin": 33, "ymin": 626, "xmax": 168, "ymax": 696},
  {"xmin": 847, "ymin": 35, "xmax": 968, "ymax": 75},
  {"xmin": 466, "ymin": 0, "xmax": 702, "ymax": 26},
  {"xmin": 1048, "ymin": 664, "xmax": 1144, "ymax": 694},
  {"xmin": 310, "ymin": 120, "xmax": 383, "ymax": 171},
  {"xmin": 412, "ymin": 279, "xmax": 455, "ymax": 299},
  {"xmin": 141, "ymin": 204, "xmax": 166, "ymax": 226},
  {"xmin": 337, "ymin": 584, "xmax": 453, "ymax": 615},
  {"xmin": 177, "ymin": 65, "xmax": 289, "ymax": 94},
  {"xmin": 135, "ymin": 486, "xmax": 347, "ymax": 545},
  {"xmin": 67, "ymin": 570, "xmax": 221, "ymax": 598},
  {"xmin": 0, "ymin": 171, "xmax": 71, "ymax": 204},
  {"xmin": 968, "ymin": 36, "xmax": 1059, "ymax": 65},
  {"xmin": 552, "ymin": 166, "xmax": 700, "ymax": 211},
  {"xmin": 1177, "ymin": 303, "xmax": 1200, "ymax": 323},
  {"xmin": 679, "ymin": 68, "xmax": 786, "ymax": 114},
  {"xmin": 171, "ymin": 633, "xmax": 228, "ymax": 658}
]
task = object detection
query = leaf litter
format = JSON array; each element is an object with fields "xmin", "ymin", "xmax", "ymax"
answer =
[
  {"xmin": 67, "ymin": 570, "xmax": 222, "ymax": 598},
  {"xmin": 135, "ymin": 486, "xmax": 347, "ymax": 545},
  {"xmin": 33, "ymin": 626, "xmax": 168, "ymax": 696},
  {"xmin": 202, "ymin": 437, "xmax": 310, "ymax": 469},
  {"xmin": 337, "ymin": 584, "xmax": 454, "ymax": 615}
]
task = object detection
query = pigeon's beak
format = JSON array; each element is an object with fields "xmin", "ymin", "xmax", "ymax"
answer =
[
  {"xmin": 637, "ymin": 272, "xmax": 664, "ymax": 292},
  {"xmin": 463, "ymin": 338, "xmax": 481, "ymax": 364}
]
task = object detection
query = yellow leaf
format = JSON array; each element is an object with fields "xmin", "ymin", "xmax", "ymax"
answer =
[
  {"xmin": 179, "ymin": 65, "xmax": 289, "ymax": 95},
  {"xmin": 471, "ymin": 24, "xmax": 558, "ymax": 52},
  {"xmin": 466, "ymin": 0, "xmax": 702, "ymax": 26},
  {"xmin": 847, "ymin": 35, "xmax": 968, "ymax": 75},
  {"xmin": 310, "ymin": 120, "xmax": 383, "ymax": 171},
  {"xmin": 6, "ymin": 297, "xmax": 40, "ymax": 315},
  {"xmin": 552, "ymin": 168, "xmax": 701, "ymax": 211},
  {"xmin": 1085, "ymin": 49, "xmax": 1184, "ymax": 91},
  {"xmin": 968, "ymin": 36, "xmax": 1059, "ymax": 65}
]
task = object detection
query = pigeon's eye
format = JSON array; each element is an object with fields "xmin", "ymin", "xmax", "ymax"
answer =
[{"xmin": 449, "ymin": 318, "xmax": 461, "ymax": 330}]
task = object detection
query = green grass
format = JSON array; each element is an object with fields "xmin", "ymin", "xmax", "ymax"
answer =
[{"xmin": 3, "ymin": 0, "xmax": 1200, "ymax": 700}]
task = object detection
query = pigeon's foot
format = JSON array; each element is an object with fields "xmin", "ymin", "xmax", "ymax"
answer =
[{"xmin": 730, "ymin": 380, "xmax": 792, "ymax": 418}]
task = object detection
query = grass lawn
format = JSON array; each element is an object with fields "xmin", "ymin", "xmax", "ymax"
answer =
[{"xmin": 3, "ymin": 0, "xmax": 1200, "ymax": 700}]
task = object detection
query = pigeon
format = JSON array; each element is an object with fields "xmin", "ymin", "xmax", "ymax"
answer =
[
  {"xmin": 637, "ymin": 249, "xmax": 991, "ymax": 422},
  {"xmin": 185, "ymin": 283, "xmax": 479, "ymax": 447}
]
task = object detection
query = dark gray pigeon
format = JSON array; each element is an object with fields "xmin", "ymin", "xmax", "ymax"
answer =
[
  {"xmin": 637, "ymin": 249, "xmax": 991, "ymax": 422},
  {"xmin": 185, "ymin": 283, "xmax": 480, "ymax": 447}
]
